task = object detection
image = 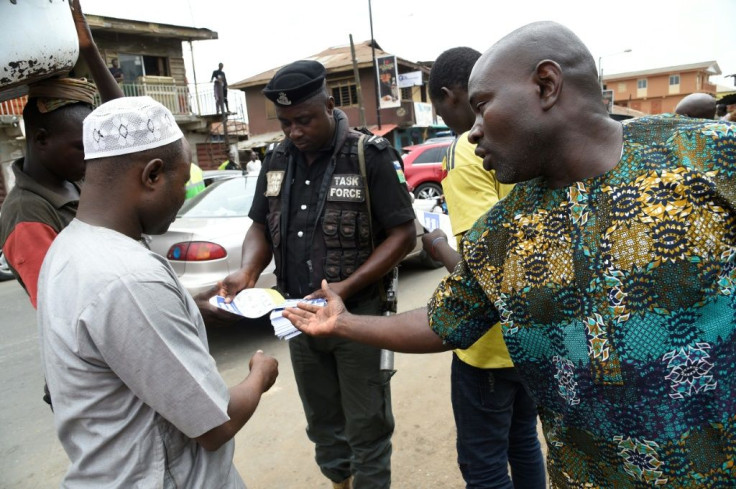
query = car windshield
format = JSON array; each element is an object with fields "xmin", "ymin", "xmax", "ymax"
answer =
[{"xmin": 178, "ymin": 177, "xmax": 257, "ymax": 218}]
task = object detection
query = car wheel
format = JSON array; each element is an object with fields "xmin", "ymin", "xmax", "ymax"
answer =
[
  {"xmin": 0, "ymin": 250, "xmax": 14, "ymax": 282},
  {"xmin": 414, "ymin": 182, "xmax": 442, "ymax": 200}
]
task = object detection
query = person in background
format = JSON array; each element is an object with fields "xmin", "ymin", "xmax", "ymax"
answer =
[
  {"xmin": 38, "ymin": 96, "xmax": 278, "ymax": 488},
  {"xmin": 246, "ymin": 151, "xmax": 262, "ymax": 174},
  {"xmin": 424, "ymin": 46, "xmax": 545, "ymax": 489},
  {"xmin": 674, "ymin": 93, "xmax": 716, "ymax": 119},
  {"xmin": 0, "ymin": 0, "xmax": 123, "ymax": 311},
  {"xmin": 108, "ymin": 58, "xmax": 124, "ymax": 83},
  {"xmin": 211, "ymin": 62, "xmax": 229, "ymax": 113},
  {"xmin": 285, "ymin": 21, "xmax": 736, "ymax": 487},
  {"xmin": 715, "ymin": 103, "xmax": 727, "ymax": 119},
  {"xmin": 218, "ymin": 59, "xmax": 416, "ymax": 489},
  {"xmin": 218, "ymin": 149, "xmax": 240, "ymax": 170},
  {"xmin": 185, "ymin": 162, "xmax": 205, "ymax": 199},
  {"xmin": 718, "ymin": 93, "xmax": 736, "ymax": 122}
]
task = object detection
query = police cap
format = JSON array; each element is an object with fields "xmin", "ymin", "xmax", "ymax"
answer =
[
  {"xmin": 717, "ymin": 93, "xmax": 736, "ymax": 106},
  {"xmin": 263, "ymin": 60, "xmax": 326, "ymax": 107}
]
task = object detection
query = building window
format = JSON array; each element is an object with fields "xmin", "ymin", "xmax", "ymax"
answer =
[
  {"xmin": 329, "ymin": 79, "xmax": 358, "ymax": 107},
  {"xmin": 401, "ymin": 87, "xmax": 412, "ymax": 101},
  {"xmin": 617, "ymin": 82, "xmax": 627, "ymax": 92},
  {"xmin": 668, "ymin": 74, "xmax": 680, "ymax": 95},
  {"xmin": 117, "ymin": 53, "xmax": 169, "ymax": 83},
  {"xmin": 265, "ymin": 100, "xmax": 277, "ymax": 120},
  {"xmin": 637, "ymin": 79, "xmax": 647, "ymax": 89}
]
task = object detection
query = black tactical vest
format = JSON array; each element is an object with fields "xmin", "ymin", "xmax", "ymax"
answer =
[{"xmin": 263, "ymin": 130, "xmax": 376, "ymax": 295}]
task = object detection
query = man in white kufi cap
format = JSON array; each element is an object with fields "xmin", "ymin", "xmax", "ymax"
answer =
[{"xmin": 36, "ymin": 96, "xmax": 279, "ymax": 489}]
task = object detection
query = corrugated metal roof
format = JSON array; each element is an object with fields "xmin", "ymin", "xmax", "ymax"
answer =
[
  {"xmin": 237, "ymin": 131, "xmax": 285, "ymax": 149},
  {"xmin": 86, "ymin": 14, "xmax": 218, "ymax": 41},
  {"xmin": 230, "ymin": 40, "xmax": 429, "ymax": 90},
  {"xmin": 603, "ymin": 61, "xmax": 721, "ymax": 81}
]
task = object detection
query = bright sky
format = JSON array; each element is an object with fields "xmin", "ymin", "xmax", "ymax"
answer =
[{"xmin": 81, "ymin": 0, "xmax": 736, "ymax": 90}]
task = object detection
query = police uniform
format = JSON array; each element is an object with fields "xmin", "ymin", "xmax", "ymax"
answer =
[{"xmin": 250, "ymin": 60, "xmax": 415, "ymax": 489}]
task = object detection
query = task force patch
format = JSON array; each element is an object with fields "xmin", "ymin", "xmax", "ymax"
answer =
[
  {"xmin": 265, "ymin": 170, "xmax": 285, "ymax": 196},
  {"xmin": 327, "ymin": 174, "xmax": 365, "ymax": 202}
]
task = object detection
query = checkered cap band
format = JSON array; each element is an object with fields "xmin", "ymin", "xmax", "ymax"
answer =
[{"xmin": 83, "ymin": 96, "xmax": 184, "ymax": 160}]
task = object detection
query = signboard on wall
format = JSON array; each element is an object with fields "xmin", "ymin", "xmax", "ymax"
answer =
[
  {"xmin": 398, "ymin": 71, "xmax": 423, "ymax": 88},
  {"xmin": 376, "ymin": 55, "xmax": 400, "ymax": 109},
  {"xmin": 414, "ymin": 102, "xmax": 433, "ymax": 126},
  {"xmin": 602, "ymin": 89, "xmax": 614, "ymax": 113}
]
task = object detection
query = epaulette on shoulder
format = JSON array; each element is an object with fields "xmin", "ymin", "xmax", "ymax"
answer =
[
  {"xmin": 363, "ymin": 134, "xmax": 389, "ymax": 150},
  {"xmin": 266, "ymin": 141, "xmax": 289, "ymax": 156}
]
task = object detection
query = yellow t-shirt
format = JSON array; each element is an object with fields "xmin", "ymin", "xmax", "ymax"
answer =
[{"xmin": 441, "ymin": 132, "xmax": 514, "ymax": 368}]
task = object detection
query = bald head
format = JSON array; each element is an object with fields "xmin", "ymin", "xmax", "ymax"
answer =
[
  {"xmin": 675, "ymin": 93, "xmax": 716, "ymax": 119},
  {"xmin": 467, "ymin": 21, "xmax": 624, "ymax": 187},
  {"xmin": 477, "ymin": 21, "xmax": 601, "ymax": 100}
]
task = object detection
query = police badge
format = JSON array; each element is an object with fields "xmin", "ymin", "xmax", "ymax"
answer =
[
  {"xmin": 276, "ymin": 92, "xmax": 291, "ymax": 106},
  {"xmin": 265, "ymin": 171, "xmax": 285, "ymax": 196}
]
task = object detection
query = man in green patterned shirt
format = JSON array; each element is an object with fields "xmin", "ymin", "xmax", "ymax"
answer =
[{"xmin": 284, "ymin": 21, "xmax": 736, "ymax": 487}]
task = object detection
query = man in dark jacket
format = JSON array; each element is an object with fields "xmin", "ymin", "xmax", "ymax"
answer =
[{"xmin": 218, "ymin": 60, "xmax": 416, "ymax": 489}]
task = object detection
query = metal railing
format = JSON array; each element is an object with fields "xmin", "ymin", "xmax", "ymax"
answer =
[
  {"xmin": 1, "ymin": 83, "xmax": 247, "ymax": 121},
  {"xmin": 93, "ymin": 83, "xmax": 193, "ymax": 115},
  {"xmin": 0, "ymin": 96, "xmax": 26, "ymax": 117},
  {"xmin": 188, "ymin": 82, "xmax": 247, "ymax": 121}
]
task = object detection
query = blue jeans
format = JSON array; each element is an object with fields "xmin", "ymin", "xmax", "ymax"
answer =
[{"xmin": 451, "ymin": 354, "xmax": 546, "ymax": 489}]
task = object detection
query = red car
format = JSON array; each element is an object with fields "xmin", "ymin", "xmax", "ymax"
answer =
[{"xmin": 402, "ymin": 140, "xmax": 451, "ymax": 200}]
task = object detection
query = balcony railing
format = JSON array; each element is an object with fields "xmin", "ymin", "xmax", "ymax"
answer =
[
  {"xmin": 1, "ymin": 83, "xmax": 246, "ymax": 122},
  {"xmin": 0, "ymin": 95, "xmax": 27, "ymax": 117},
  {"xmin": 94, "ymin": 83, "xmax": 192, "ymax": 116}
]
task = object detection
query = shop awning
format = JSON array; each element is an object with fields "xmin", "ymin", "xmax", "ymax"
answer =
[
  {"xmin": 368, "ymin": 124, "xmax": 397, "ymax": 136},
  {"xmin": 237, "ymin": 131, "xmax": 284, "ymax": 150}
]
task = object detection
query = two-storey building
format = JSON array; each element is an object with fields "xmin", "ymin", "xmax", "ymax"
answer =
[
  {"xmin": 603, "ymin": 61, "xmax": 720, "ymax": 114},
  {"xmin": 231, "ymin": 40, "xmax": 446, "ymax": 152}
]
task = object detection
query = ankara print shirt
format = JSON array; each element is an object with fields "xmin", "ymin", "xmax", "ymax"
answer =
[{"xmin": 428, "ymin": 114, "xmax": 736, "ymax": 487}]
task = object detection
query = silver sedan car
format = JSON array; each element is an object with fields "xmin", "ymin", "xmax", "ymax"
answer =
[{"xmin": 148, "ymin": 172, "xmax": 440, "ymax": 297}]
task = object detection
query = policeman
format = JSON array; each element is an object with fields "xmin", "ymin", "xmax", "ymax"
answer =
[{"xmin": 218, "ymin": 60, "xmax": 416, "ymax": 489}]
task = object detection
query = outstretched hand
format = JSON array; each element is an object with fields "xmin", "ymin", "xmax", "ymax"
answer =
[{"xmin": 283, "ymin": 280, "xmax": 347, "ymax": 337}]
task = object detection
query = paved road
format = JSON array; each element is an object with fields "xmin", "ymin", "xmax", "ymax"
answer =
[{"xmin": 0, "ymin": 263, "xmax": 469, "ymax": 488}]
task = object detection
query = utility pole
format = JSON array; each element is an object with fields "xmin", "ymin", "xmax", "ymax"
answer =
[
  {"xmin": 368, "ymin": 0, "xmax": 381, "ymax": 130},
  {"xmin": 598, "ymin": 49, "xmax": 632, "ymax": 91},
  {"xmin": 349, "ymin": 34, "xmax": 367, "ymax": 128},
  {"xmin": 188, "ymin": 40, "xmax": 201, "ymax": 115}
]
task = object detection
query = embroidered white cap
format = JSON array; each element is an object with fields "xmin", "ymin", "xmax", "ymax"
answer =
[{"xmin": 83, "ymin": 96, "xmax": 184, "ymax": 160}]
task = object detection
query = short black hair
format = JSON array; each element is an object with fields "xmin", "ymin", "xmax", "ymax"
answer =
[
  {"xmin": 23, "ymin": 99, "xmax": 92, "ymax": 139},
  {"xmin": 138, "ymin": 138, "xmax": 185, "ymax": 173},
  {"xmin": 428, "ymin": 47, "xmax": 482, "ymax": 102}
]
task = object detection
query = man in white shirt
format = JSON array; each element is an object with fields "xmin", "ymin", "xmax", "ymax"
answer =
[
  {"xmin": 37, "ymin": 96, "xmax": 278, "ymax": 488},
  {"xmin": 246, "ymin": 151, "xmax": 262, "ymax": 174}
]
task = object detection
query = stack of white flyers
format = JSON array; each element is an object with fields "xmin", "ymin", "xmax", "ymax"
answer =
[
  {"xmin": 209, "ymin": 288, "xmax": 325, "ymax": 340},
  {"xmin": 269, "ymin": 298, "xmax": 326, "ymax": 340}
]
